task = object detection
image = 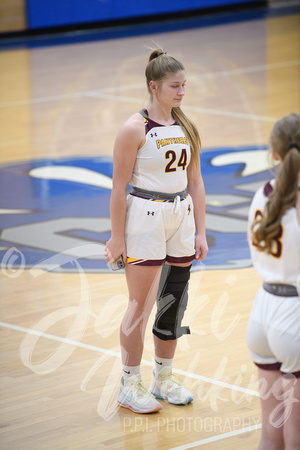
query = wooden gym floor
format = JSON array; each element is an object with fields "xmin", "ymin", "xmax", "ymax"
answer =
[{"xmin": 0, "ymin": 4, "xmax": 299, "ymax": 449}]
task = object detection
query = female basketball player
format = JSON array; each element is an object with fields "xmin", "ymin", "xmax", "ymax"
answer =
[
  {"xmin": 247, "ymin": 113, "xmax": 300, "ymax": 448},
  {"xmin": 104, "ymin": 47, "xmax": 208, "ymax": 413}
]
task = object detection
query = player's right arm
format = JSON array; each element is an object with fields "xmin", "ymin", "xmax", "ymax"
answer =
[{"xmin": 105, "ymin": 113, "xmax": 145, "ymax": 265}]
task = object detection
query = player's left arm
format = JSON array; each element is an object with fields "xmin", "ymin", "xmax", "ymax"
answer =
[{"xmin": 187, "ymin": 159, "xmax": 208, "ymax": 261}]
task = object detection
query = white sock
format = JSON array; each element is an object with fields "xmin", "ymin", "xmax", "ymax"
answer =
[
  {"xmin": 154, "ymin": 356, "xmax": 173, "ymax": 377},
  {"xmin": 122, "ymin": 364, "xmax": 140, "ymax": 380}
]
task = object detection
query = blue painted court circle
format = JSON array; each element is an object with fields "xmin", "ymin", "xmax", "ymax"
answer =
[{"xmin": 0, "ymin": 145, "xmax": 271, "ymax": 273}]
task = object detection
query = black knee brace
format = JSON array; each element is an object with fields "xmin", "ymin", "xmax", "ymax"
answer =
[{"xmin": 152, "ymin": 264, "xmax": 192, "ymax": 341}]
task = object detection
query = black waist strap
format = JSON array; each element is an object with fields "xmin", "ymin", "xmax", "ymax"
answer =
[
  {"xmin": 131, "ymin": 187, "xmax": 188, "ymax": 202},
  {"xmin": 263, "ymin": 282, "xmax": 298, "ymax": 297}
]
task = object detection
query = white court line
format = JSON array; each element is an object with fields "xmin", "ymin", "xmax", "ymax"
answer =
[
  {"xmin": 0, "ymin": 320, "xmax": 260, "ymax": 397},
  {"xmin": 0, "ymin": 89, "xmax": 277, "ymax": 122},
  {"xmin": 0, "ymin": 91, "xmax": 88, "ymax": 107},
  {"xmin": 188, "ymin": 59, "xmax": 300, "ymax": 80},
  {"xmin": 0, "ymin": 59, "xmax": 299, "ymax": 121},
  {"xmin": 0, "ymin": 321, "xmax": 121, "ymax": 358},
  {"xmin": 102, "ymin": 59, "xmax": 300, "ymax": 88},
  {"xmin": 181, "ymin": 104, "xmax": 277, "ymax": 122},
  {"xmin": 1, "ymin": 59, "xmax": 299, "ymax": 108},
  {"xmin": 168, "ymin": 424, "xmax": 262, "ymax": 449},
  {"xmin": 83, "ymin": 91, "xmax": 278, "ymax": 122},
  {"xmin": 87, "ymin": 91, "xmax": 278, "ymax": 122}
]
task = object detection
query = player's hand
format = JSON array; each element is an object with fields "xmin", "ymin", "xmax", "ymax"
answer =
[
  {"xmin": 104, "ymin": 238, "xmax": 126, "ymax": 265},
  {"xmin": 194, "ymin": 234, "xmax": 208, "ymax": 261}
]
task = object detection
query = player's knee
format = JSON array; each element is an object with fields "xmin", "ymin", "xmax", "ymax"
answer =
[{"xmin": 152, "ymin": 264, "xmax": 192, "ymax": 340}]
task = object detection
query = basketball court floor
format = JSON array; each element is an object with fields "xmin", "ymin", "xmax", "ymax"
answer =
[{"xmin": 0, "ymin": 3, "xmax": 299, "ymax": 449}]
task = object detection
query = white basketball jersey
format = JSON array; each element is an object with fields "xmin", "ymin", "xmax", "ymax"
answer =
[
  {"xmin": 130, "ymin": 110, "xmax": 191, "ymax": 193},
  {"xmin": 248, "ymin": 179, "xmax": 300, "ymax": 292}
]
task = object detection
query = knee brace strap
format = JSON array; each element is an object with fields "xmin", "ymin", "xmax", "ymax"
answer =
[{"xmin": 152, "ymin": 264, "xmax": 192, "ymax": 341}]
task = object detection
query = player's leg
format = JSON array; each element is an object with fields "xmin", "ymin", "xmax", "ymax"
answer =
[
  {"xmin": 151, "ymin": 262, "xmax": 193, "ymax": 405},
  {"xmin": 265, "ymin": 297, "xmax": 300, "ymax": 448},
  {"xmin": 117, "ymin": 263, "xmax": 163, "ymax": 413},
  {"xmin": 153, "ymin": 335, "xmax": 177, "ymax": 359},
  {"xmin": 257, "ymin": 368, "xmax": 284, "ymax": 450},
  {"xmin": 152, "ymin": 263, "xmax": 192, "ymax": 341},
  {"xmin": 282, "ymin": 374, "xmax": 300, "ymax": 449},
  {"xmin": 121, "ymin": 263, "xmax": 162, "ymax": 366}
]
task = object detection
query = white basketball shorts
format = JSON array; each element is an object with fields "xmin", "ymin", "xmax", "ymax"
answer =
[
  {"xmin": 247, "ymin": 286, "xmax": 300, "ymax": 376},
  {"xmin": 124, "ymin": 193, "xmax": 195, "ymax": 266}
]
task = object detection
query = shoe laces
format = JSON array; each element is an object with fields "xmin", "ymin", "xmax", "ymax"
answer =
[
  {"xmin": 159, "ymin": 372, "xmax": 185, "ymax": 391},
  {"xmin": 129, "ymin": 380, "xmax": 154, "ymax": 398}
]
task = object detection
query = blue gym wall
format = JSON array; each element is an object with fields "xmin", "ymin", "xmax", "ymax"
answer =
[{"xmin": 26, "ymin": 0, "xmax": 263, "ymax": 29}]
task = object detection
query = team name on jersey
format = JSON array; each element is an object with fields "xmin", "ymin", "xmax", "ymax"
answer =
[{"xmin": 156, "ymin": 137, "xmax": 189, "ymax": 149}]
